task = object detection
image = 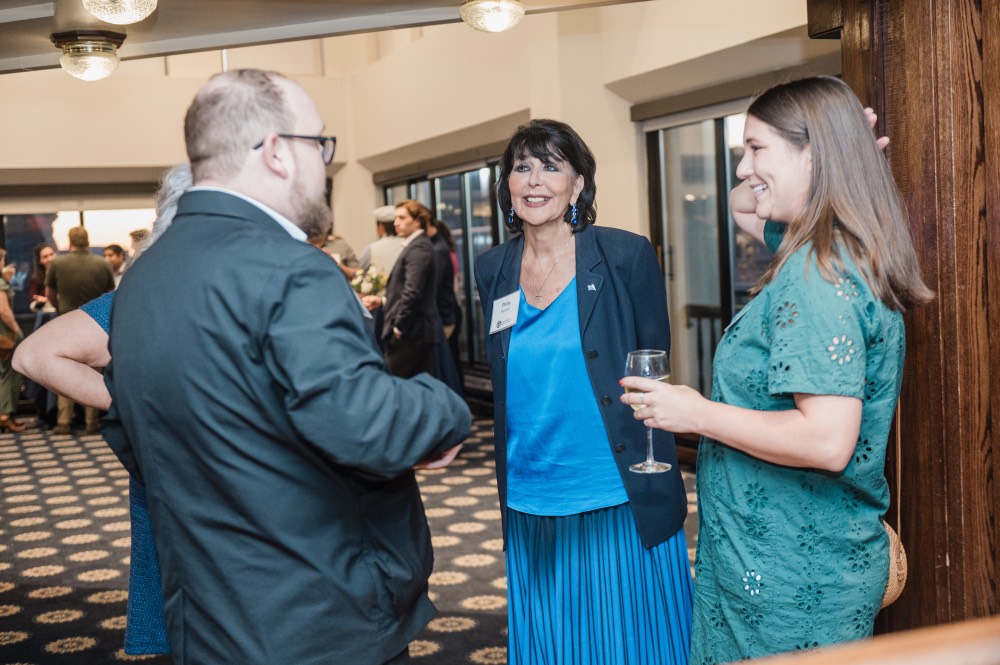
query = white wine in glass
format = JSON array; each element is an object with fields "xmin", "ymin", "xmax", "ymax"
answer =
[{"xmin": 624, "ymin": 350, "xmax": 672, "ymax": 473}]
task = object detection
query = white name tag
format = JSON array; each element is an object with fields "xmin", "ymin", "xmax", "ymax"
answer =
[{"xmin": 489, "ymin": 291, "xmax": 519, "ymax": 334}]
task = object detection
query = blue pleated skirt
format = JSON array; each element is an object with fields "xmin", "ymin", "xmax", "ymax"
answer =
[{"xmin": 506, "ymin": 503, "xmax": 693, "ymax": 665}]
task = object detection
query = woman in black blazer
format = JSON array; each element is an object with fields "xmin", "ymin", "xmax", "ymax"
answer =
[{"xmin": 474, "ymin": 119, "xmax": 692, "ymax": 665}]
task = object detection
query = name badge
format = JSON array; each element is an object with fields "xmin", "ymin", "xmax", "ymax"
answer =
[{"xmin": 490, "ymin": 291, "xmax": 519, "ymax": 334}]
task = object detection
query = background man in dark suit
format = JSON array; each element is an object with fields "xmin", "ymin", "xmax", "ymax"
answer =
[
  {"xmin": 102, "ymin": 69, "xmax": 471, "ymax": 665},
  {"xmin": 363, "ymin": 199, "xmax": 443, "ymax": 378}
]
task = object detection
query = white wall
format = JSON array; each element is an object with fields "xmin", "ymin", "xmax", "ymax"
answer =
[{"xmin": 0, "ymin": 0, "xmax": 818, "ymax": 253}]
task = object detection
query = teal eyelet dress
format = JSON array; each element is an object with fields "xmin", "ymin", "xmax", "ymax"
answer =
[{"xmin": 690, "ymin": 222, "xmax": 901, "ymax": 663}]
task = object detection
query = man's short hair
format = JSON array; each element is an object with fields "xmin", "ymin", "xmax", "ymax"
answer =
[
  {"xmin": 129, "ymin": 229, "xmax": 150, "ymax": 243},
  {"xmin": 68, "ymin": 226, "xmax": 89, "ymax": 249},
  {"xmin": 184, "ymin": 69, "xmax": 295, "ymax": 182},
  {"xmin": 105, "ymin": 244, "xmax": 124, "ymax": 256}
]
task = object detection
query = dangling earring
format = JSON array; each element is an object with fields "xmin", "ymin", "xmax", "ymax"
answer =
[
  {"xmin": 570, "ymin": 202, "xmax": 579, "ymax": 227},
  {"xmin": 507, "ymin": 206, "xmax": 515, "ymax": 227}
]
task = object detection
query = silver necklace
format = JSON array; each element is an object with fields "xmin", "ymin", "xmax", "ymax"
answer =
[{"xmin": 530, "ymin": 236, "xmax": 573, "ymax": 301}]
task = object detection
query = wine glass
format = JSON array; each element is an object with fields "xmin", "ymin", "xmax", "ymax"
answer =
[{"xmin": 624, "ymin": 349, "xmax": 672, "ymax": 474}]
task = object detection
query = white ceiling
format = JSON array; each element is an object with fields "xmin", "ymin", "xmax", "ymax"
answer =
[{"xmin": 0, "ymin": 0, "xmax": 646, "ymax": 75}]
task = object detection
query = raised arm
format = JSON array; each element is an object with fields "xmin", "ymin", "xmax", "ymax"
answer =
[
  {"xmin": 730, "ymin": 179, "xmax": 767, "ymax": 245},
  {"xmin": 731, "ymin": 106, "xmax": 888, "ymax": 248},
  {"xmin": 12, "ymin": 310, "xmax": 112, "ymax": 410}
]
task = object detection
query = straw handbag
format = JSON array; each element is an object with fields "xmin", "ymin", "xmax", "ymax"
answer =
[{"xmin": 881, "ymin": 410, "xmax": 908, "ymax": 608}]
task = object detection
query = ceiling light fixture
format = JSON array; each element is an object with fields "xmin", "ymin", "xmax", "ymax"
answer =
[
  {"xmin": 83, "ymin": 0, "xmax": 158, "ymax": 26},
  {"xmin": 460, "ymin": 0, "xmax": 525, "ymax": 33},
  {"xmin": 51, "ymin": 30, "xmax": 126, "ymax": 81}
]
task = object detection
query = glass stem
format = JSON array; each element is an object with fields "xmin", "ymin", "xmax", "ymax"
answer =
[{"xmin": 645, "ymin": 427, "xmax": 655, "ymax": 464}]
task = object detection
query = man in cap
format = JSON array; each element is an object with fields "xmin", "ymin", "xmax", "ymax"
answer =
[{"xmin": 359, "ymin": 204, "xmax": 406, "ymax": 275}]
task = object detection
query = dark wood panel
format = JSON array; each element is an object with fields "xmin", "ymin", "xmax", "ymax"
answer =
[
  {"xmin": 984, "ymin": 0, "xmax": 1000, "ymax": 626},
  {"xmin": 840, "ymin": 0, "xmax": 998, "ymax": 633},
  {"xmin": 807, "ymin": 0, "xmax": 844, "ymax": 39}
]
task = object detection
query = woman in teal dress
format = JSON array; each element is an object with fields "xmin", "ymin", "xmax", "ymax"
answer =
[{"xmin": 621, "ymin": 77, "xmax": 934, "ymax": 663}]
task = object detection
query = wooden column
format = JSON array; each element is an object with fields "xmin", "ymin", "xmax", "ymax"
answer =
[{"xmin": 831, "ymin": 0, "xmax": 1000, "ymax": 631}]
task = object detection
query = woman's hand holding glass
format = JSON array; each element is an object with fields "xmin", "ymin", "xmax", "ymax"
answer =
[
  {"xmin": 619, "ymin": 376, "xmax": 708, "ymax": 437},
  {"xmin": 622, "ymin": 350, "xmax": 674, "ymax": 473}
]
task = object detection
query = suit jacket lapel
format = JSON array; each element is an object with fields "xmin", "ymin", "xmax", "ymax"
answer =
[
  {"xmin": 576, "ymin": 227, "xmax": 604, "ymax": 336},
  {"xmin": 494, "ymin": 235, "xmax": 523, "ymax": 361}
]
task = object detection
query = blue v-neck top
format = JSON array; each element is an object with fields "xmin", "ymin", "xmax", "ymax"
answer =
[{"xmin": 505, "ymin": 278, "xmax": 629, "ymax": 515}]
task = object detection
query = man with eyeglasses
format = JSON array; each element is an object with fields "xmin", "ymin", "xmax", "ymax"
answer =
[{"xmin": 102, "ymin": 69, "xmax": 471, "ymax": 665}]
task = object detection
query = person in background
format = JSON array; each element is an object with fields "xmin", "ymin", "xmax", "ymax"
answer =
[
  {"xmin": 103, "ymin": 243, "xmax": 127, "ymax": 287},
  {"xmin": 13, "ymin": 162, "xmax": 193, "ymax": 656},
  {"xmin": 44, "ymin": 225, "xmax": 114, "ymax": 435},
  {"xmin": 357, "ymin": 205, "xmax": 405, "ymax": 345},
  {"xmin": 362, "ymin": 199, "xmax": 443, "ymax": 379},
  {"xmin": 474, "ymin": 119, "xmax": 692, "ymax": 664},
  {"xmin": 620, "ymin": 76, "xmax": 934, "ymax": 662},
  {"xmin": 324, "ymin": 230, "xmax": 361, "ymax": 276},
  {"xmin": 426, "ymin": 219, "xmax": 462, "ymax": 395},
  {"xmin": 126, "ymin": 228, "xmax": 150, "ymax": 267},
  {"xmin": 431, "ymin": 220, "xmax": 462, "ymax": 342},
  {"xmin": 24, "ymin": 242, "xmax": 59, "ymax": 425},
  {"xmin": 359, "ymin": 205, "xmax": 405, "ymax": 275},
  {"xmin": 426, "ymin": 220, "xmax": 458, "ymax": 340},
  {"xmin": 102, "ymin": 69, "xmax": 470, "ymax": 665},
  {"xmin": 0, "ymin": 248, "xmax": 24, "ymax": 433},
  {"xmin": 28, "ymin": 242, "xmax": 56, "ymax": 313}
]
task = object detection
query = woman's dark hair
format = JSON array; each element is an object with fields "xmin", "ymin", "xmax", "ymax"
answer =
[
  {"xmin": 433, "ymin": 220, "xmax": 457, "ymax": 252},
  {"xmin": 496, "ymin": 119, "xmax": 597, "ymax": 234},
  {"xmin": 31, "ymin": 242, "xmax": 56, "ymax": 289}
]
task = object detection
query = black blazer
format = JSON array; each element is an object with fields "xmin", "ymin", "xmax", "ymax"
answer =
[
  {"xmin": 474, "ymin": 224, "xmax": 686, "ymax": 549},
  {"xmin": 103, "ymin": 191, "xmax": 471, "ymax": 665},
  {"xmin": 382, "ymin": 232, "xmax": 444, "ymax": 344},
  {"xmin": 430, "ymin": 233, "xmax": 458, "ymax": 326}
]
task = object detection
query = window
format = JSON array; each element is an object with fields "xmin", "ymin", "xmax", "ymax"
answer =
[{"xmin": 645, "ymin": 101, "xmax": 773, "ymax": 397}]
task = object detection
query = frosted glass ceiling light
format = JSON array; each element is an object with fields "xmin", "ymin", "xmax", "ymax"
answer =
[
  {"xmin": 460, "ymin": 0, "xmax": 525, "ymax": 33},
  {"xmin": 51, "ymin": 30, "xmax": 126, "ymax": 81},
  {"xmin": 83, "ymin": 0, "xmax": 158, "ymax": 25}
]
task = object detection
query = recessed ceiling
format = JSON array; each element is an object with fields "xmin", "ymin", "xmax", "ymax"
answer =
[{"xmin": 0, "ymin": 0, "xmax": 648, "ymax": 75}]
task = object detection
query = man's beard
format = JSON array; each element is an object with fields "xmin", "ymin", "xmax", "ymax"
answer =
[{"xmin": 291, "ymin": 178, "xmax": 332, "ymax": 240}]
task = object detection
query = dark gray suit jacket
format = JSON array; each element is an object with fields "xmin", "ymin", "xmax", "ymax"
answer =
[
  {"xmin": 474, "ymin": 224, "xmax": 686, "ymax": 549},
  {"xmin": 103, "ymin": 190, "xmax": 471, "ymax": 665}
]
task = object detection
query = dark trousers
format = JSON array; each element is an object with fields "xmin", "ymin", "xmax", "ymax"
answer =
[{"xmin": 385, "ymin": 336, "xmax": 433, "ymax": 378}]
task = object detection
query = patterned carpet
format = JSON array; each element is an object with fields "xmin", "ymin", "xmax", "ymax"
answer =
[{"xmin": 1, "ymin": 417, "xmax": 697, "ymax": 664}]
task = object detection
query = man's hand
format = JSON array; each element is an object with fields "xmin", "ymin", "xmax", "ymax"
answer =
[{"xmin": 413, "ymin": 444, "xmax": 463, "ymax": 470}]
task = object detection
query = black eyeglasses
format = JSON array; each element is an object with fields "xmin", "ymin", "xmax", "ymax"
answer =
[{"xmin": 253, "ymin": 134, "xmax": 337, "ymax": 165}]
